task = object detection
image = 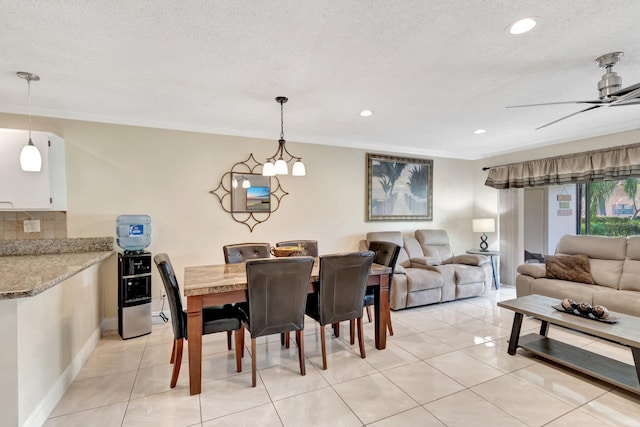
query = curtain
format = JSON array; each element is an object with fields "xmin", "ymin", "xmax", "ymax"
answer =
[{"xmin": 485, "ymin": 142, "xmax": 640, "ymax": 189}]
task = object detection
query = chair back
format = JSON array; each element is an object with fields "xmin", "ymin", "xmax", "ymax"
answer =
[
  {"xmin": 245, "ymin": 257, "xmax": 314, "ymax": 338},
  {"xmin": 223, "ymin": 243, "xmax": 270, "ymax": 264},
  {"xmin": 316, "ymin": 251, "xmax": 374, "ymax": 325},
  {"xmin": 276, "ymin": 240, "xmax": 319, "ymax": 257},
  {"xmin": 154, "ymin": 253, "xmax": 186, "ymax": 340},
  {"xmin": 368, "ymin": 241, "xmax": 400, "ymax": 281}
]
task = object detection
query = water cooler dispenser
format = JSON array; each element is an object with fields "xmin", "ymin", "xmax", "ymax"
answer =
[{"xmin": 117, "ymin": 215, "xmax": 153, "ymax": 339}]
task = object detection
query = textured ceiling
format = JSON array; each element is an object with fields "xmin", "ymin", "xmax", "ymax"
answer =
[{"xmin": 1, "ymin": 0, "xmax": 640, "ymax": 160}]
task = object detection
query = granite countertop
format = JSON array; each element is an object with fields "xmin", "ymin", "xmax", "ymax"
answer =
[{"xmin": 0, "ymin": 237, "xmax": 114, "ymax": 299}]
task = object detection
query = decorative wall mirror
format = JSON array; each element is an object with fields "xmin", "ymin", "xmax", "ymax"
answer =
[{"xmin": 210, "ymin": 154, "xmax": 289, "ymax": 231}]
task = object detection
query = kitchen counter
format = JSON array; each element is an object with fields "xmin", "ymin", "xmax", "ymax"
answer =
[{"xmin": 0, "ymin": 237, "xmax": 114, "ymax": 299}]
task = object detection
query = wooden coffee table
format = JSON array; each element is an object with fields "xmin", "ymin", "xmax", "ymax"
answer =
[{"xmin": 498, "ymin": 294, "xmax": 640, "ymax": 395}]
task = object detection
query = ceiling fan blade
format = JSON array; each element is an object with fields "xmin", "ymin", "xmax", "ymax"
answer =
[
  {"xmin": 535, "ymin": 105, "xmax": 602, "ymax": 130},
  {"xmin": 611, "ymin": 85, "xmax": 640, "ymax": 106},
  {"xmin": 609, "ymin": 82, "xmax": 640, "ymax": 97},
  {"xmin": 506, "ymin": 99, "xmax": 606, "ymax": 108}
]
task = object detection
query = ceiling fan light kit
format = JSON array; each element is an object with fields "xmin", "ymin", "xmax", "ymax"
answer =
[{"xmin": 507, "ymin": 51, "xmax": 640, "ymax": 129}]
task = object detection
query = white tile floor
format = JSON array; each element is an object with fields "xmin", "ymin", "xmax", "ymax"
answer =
[{"xmin": 44, "ymin": 286, "xmax": 640, "ymax": 426}]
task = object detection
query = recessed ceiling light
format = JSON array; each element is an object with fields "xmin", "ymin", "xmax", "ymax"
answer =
[
  {"xmin": 360, "ymin": 110, "xmax": 373, "ymax": 117},
  {"xmin": 474, "ymin": 129, "xmax": 487, "ymax": 135},
  {"xmin": 508, "ymin": 17, "xmax": 537, "ymax": 35}
]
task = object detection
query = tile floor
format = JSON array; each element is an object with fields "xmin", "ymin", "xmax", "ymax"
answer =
[{"xmin": 44, "ymin": 286, "xmax": 640, "ymax": 426}]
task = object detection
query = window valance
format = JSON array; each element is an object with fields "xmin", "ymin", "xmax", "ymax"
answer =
[{"xmin": 484, "ymin": 142, "xmax": 640, "ymax": 189}]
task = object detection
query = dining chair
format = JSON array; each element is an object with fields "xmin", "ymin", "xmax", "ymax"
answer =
[
  {"xmin": 239, "ymin": 256, "xmax": 314, "ymax": 387},
  {"xmin": 305, "ymin": 251, "xmax": 374, "ymax": 369},
  {"xmin": 364, "ymin": 241, "xmax": 401, "ymax": 336},
  {"xmin": 275, "ymin": 240, "xmax": 319, "ymax": 257},
  {"xmin": 154, "ymin": 253, "xmax": 244, "ymax": 388},
  {"xmin": 223, "ymin": 243, "xmax": 270, "ymax": 264}
]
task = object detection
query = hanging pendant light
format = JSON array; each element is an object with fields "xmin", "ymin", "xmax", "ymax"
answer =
[
  {"xmin": 17, "ymin": 72, "xmax": 42, "ymax": 172},
  {"xmin": 262, "ymin": 96, "xmax": 306, "ymax": 176}
]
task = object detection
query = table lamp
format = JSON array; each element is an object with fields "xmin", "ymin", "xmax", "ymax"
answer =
[{"xmin": 472, "ymin": 218, "xmax": 495, "ymax": 252}]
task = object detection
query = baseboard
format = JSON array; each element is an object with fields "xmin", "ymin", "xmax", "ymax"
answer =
[
  {"xmin": 101, "ymin": 311, "xmax": 170, "ymax": 331},
  {"xmin": 22, "ymin": 326, "xmax": 101, "ymax": 427}
]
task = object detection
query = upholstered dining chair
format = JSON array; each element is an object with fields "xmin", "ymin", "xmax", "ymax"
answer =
[
  {"xmin": 223, "ymin": 243, "xmax": 270, "ymax": 264},
  {"xmin": 364, "ymin": 241, "xmax": 401, "ymax": 336},
  {"xmin": 240, "ymin": 256, "xmax": 314, "ymax": 387},
  {"xmin": 275, "ymin": 240, "xmax": 319, "ymax": 257},
  {"xmin": 305, "ymin": 251, "xmax": 374, "ymax": 370},
  {"xmin": 154, "ymin": 253, "xmax": 244, "ymax": 388}
]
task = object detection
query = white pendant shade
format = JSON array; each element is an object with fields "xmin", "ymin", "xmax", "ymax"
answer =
[
  {"xmin": 274, "ymin": 159, "xmax": 288, "ymax": 175},
  {"xmin": 20, "ymin": 142, "xmax": 42, "ymax": 172},
  {"xmin": 262, "ymin": 161, "xmax": 276, "ymax": 176},
  {"xmin": 292, "ymin": 160, "xmax": 306, "ymax": 176},
  {"xmin": 242, "ymin": 178, "xmax": 251, "ymax": 188}
]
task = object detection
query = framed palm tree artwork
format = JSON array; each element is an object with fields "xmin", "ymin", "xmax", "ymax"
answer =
[{"xmin": 366, "ymin": 153, "xmax": 433, "ymax": 221}]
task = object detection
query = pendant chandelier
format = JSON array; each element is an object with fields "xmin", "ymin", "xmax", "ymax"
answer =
[
  {"xmin": 262, "ymin": 96, "xmax": 306, "ymax": 176},
  {"xmin": 17, "ymin": 71, "xmax": 42, "ymax": 172}
]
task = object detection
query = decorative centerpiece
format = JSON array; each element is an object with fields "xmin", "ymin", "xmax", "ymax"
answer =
[
  {"xmin": 553, "ymin": 298, "xmax": 618, "ymax": 323},
  {"xmin": 270, "ymin": 246, "xmax": 305, "ymax": 257}
]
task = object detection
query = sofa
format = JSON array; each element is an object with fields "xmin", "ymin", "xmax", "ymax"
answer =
[
  {"xmin": 361, "ymin": 230, "xmax": 492, "ymax": 310},
  {"xmin": 516, "ymin": 234, "xmax": 640, "ymax": 317}
]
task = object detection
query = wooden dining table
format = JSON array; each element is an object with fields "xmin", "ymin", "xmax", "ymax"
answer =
[{"xmin": 183, "ymin": 258, "xmax": 392, "ymax": 395}]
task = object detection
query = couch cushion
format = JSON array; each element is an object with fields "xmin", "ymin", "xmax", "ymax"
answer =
[
  {"xmin": 592, "ymin": 287, "xmax": 640, "ymax": 317},
  {"xmin": 451, "ymin": 264, "xmax": 485, "ymax": 285},
  {"xmin": 415, "ymin": 229, "xmax": 454, "ymax": 264},
  {"xmin": 556, "ymin": 234, "xmax": 627, "ymax": 260},
  {"xmin": 529, "ymin": 278, "xmax": 597, "ymax": 303},
  {"xmin": 405, "ymin": 268, "xmax": 443, "ymax": 292},
  {"xmin": 620, "ymin": 236, "xmax": 640, "ymax": 291},
  {"xmin": 517, "ymin": 263, "xmax": 546, "ymax": 278},
  {"xmin": 545, "ymin": 254, "xmax": 594, "ymax": 284}
]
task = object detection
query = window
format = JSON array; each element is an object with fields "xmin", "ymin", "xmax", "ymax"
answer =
[{"xmin": 577, "ymin": 179, "xmax": 640, "ymax": 236}]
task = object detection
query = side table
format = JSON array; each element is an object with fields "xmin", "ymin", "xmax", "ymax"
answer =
[{"xmin": 466, "ymin": 249, "xmax": 501, "ymax": 289}]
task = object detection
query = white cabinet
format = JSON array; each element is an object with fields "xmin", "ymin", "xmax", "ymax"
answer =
[{"xmin": 0, "ymin": 129, "xmax": 67, "ymax": 211}]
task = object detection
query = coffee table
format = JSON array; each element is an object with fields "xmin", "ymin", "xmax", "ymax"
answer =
[{"xmin": 498, "ymin": 294, "xmax": 640, "ymax": 395}]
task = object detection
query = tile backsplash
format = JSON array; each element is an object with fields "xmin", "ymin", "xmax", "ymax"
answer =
[{"xmin": 1, "ymin": 211, "xmax": 67, "ymax": 241}]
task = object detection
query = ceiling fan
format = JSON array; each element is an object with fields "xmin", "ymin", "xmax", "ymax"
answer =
[{"xmin": 507, "ymin": 52, "xmax": 640, "ymax": 129}]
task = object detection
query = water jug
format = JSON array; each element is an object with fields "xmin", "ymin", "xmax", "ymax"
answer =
[{"xmin": 116, "ymin": 215, "xmax": 151, "ymax": 251}]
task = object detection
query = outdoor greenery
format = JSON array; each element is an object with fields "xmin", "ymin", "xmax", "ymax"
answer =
[
  {"xmin": 584, "ymin": 178, "xmax": 640, "ymax": 236},
  {"xmin": 581, "ymin": 217, "xmax": 640, "ymax": 236}
]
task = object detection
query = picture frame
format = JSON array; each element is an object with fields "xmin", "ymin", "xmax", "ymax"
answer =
[{"xmin": 367, "ymin": 153, "xmax": 433, "ymax": 221}]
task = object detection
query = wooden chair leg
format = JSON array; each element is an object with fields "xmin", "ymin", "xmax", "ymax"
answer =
[
  {"xmin": 297, "ymin": 330, "xmax": 306, "ymax": 376},
  {"xmin": 227, "ymin": 330, "xmax": 232, "ymax": 350},
  {"xmin": 366, "ymin": 305, "xmax": 372, "ymax": 322},
  {"xmin": 320, "ymin": 325, "xmax": 327, "ymax": 370},
  {"xmin": 349, "ymin": 319, "xmax": 355, "ymax": 345},
  {"xmin": 333, "ymin": 322, "xmax": 340, "ymax": 337},
  {"xmin": 387, "ymin": 315, "xmax": 394, "ymax": 336},
  {"xmin": 234, "ymin": 328, "xmax": 243, "ymax": 372},
  {"xmin": 251, "ymin": 338, "xmax": 257, "ymax": 387},
  {"xmin": 285, "ymin": 332, "xmax": 290, "ymax": 348},
  {"xmin": 170, "ymin": 339, "xmax": 176, "ymax": 364},
  {"xmin": 170, "ymin": 338, "xmax": 183, "ymax": 388},
  {"xmin": 357, "ymin": 317, "xmax": 366, "ymax": 359}
]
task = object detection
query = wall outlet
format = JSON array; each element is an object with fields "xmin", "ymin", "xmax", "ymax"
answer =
[{"xmin": 23, "ymin": 219, "xmax": 41, "ymax": 233}]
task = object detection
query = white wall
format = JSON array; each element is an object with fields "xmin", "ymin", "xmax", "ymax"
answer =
[{"xmin": 1, "ymin": 113, "xmax": 479, "ymax": 320}]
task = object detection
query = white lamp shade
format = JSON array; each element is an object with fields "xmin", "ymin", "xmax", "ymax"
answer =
[
  {"xmin": 472, "ymin": 218, "xmax": 495, "ymax": 233},
  {"xmin": 20, "ymin": 143, "xmax": 42, "ymax": 172},
  {"xmin": 292, "ymin": 160, "xmax": 306, "ymax": 176},
  {"xmin": 242, "ymin": 178, "xmax": 251, "ymax": 189},
  {"xmin": 274, "ymin": 159, "xmax": 288, "ymax": 175},
  {"xmin": 262, "ymin": 161, "xmax": 276, "ymax": 176}
]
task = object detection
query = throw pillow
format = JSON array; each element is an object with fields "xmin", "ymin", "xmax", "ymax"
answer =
[{"xmin": 545, "ymin": 254, "xmax": 594, "ymax": 284}]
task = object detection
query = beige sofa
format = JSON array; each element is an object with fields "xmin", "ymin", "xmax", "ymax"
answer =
[
  {"xmin": 516, "ymin": 234, "xmax": 640, "ymax": 317},
  {"xmin": 361, "ymin": 230, "xmax": 491, "ymax": 310}
]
